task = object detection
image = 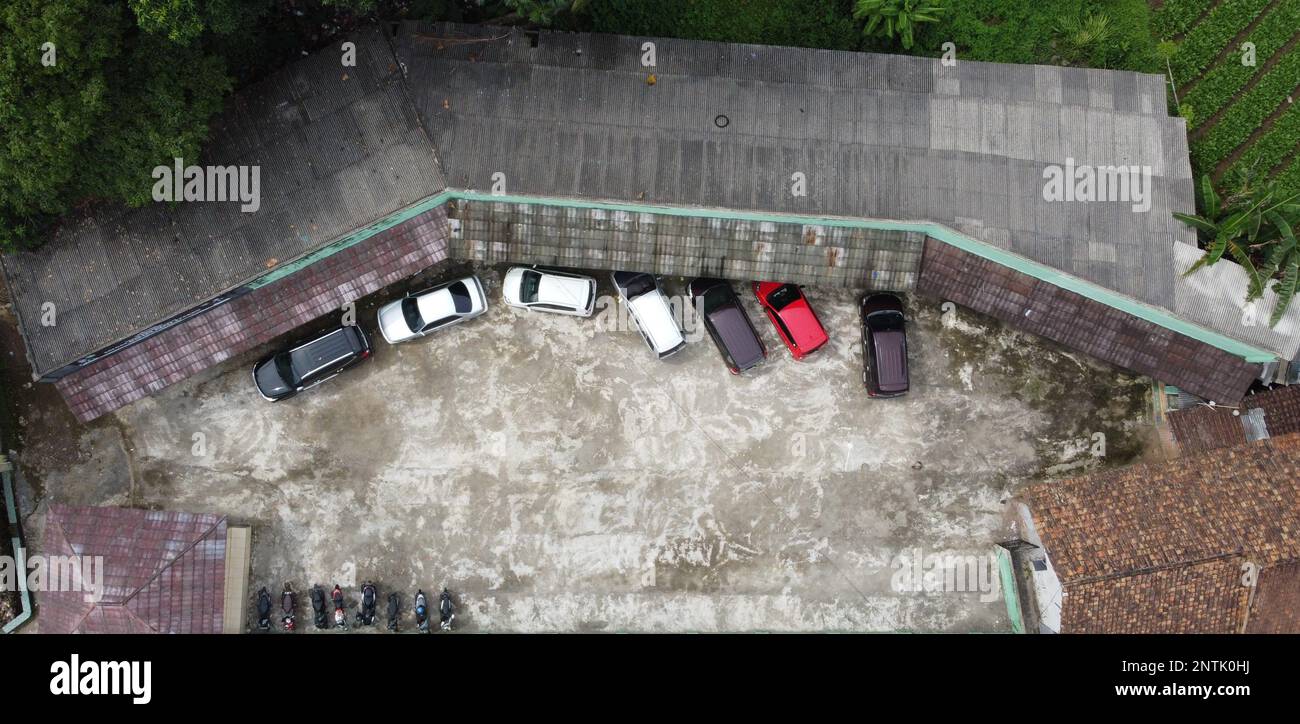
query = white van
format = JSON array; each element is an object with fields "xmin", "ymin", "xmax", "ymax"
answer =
[{"xmin": 611, "ymin": 271, "xmax": 687, "ymax": 359}]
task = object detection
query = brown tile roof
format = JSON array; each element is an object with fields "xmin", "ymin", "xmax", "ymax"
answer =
[
  {"xmin": 1062, "ymin": 557, "xmax": 1248, "ymax": 634},
  {"xmin": 1244, "ymin": 384, "xmax": 1300, "ymax": 437},
  {"xmin": 1167, "ymin": 404, "xmax": 1248, "ymax": 454},
  {"xmin": 40, "ymin": 505, "xmax": 228, "ymax": 634},
  {"xmin": 1168, "ymin": 384, "xmax": 1300, "ymax": 455},
  {"xmin": 1021, "ymin": 434, "xmax": 1300, "ymax": 633},
  {"xmin": 1246, "ymin": 561, "xmax": 1300, "ymax": 634}
]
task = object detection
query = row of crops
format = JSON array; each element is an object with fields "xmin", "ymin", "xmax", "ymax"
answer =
[{"xmin": 1157, "ymin": 0, "xmax": 1300, "ymax": 192}]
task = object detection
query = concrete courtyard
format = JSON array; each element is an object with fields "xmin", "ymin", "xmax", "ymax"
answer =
[{"xmin": 8, "ymin": 264, "xmax": 1154, "ymax": 632}]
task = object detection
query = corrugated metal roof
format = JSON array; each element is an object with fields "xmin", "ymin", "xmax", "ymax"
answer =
[{"xmin": 1172, "ymin": 241, "xmax": 1300, "ymax": 359}]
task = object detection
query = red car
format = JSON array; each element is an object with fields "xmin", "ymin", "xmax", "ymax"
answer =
[{"xmin": 753, "ymin": 282, "xmax": 829, "ymax": 360}]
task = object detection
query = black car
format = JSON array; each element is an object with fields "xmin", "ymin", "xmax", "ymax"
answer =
[
  {"xmin": 860, "ymin": 294, "xmax": 909, "ymax": 397},
  {"xmin": 688, "ymin": 278, "xmax": 767, "ymax": 374},
  {"xmin": 253, "ymin": 325, "xmax": 371, "ymax": 401}
]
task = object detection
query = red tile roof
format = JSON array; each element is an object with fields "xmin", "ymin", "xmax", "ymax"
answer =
[
  {"xmin": 40, "ymin": 505, "xmax": 228, "ymax": 634},
  {"xmin": 1021, "ymin": 433, "xmax": 1300, "ymax": 633}
]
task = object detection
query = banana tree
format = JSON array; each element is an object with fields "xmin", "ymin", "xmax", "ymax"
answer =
[
  {"xmin": 1177, "ymin": 174, "xmax": 1300, "ymax": 326},
  {"xmin": 853, "ymin": 0, "xmax": 946, "ymax": 51}
]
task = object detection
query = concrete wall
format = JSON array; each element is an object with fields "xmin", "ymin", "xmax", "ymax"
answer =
[{"xmin": 446, "ymin": 199, "xmax": 924, "ymax": 290}]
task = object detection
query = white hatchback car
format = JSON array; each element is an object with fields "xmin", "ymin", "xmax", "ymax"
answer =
[
  {"xmin": 376, "ymin": 275, "xmax": 488, "ymax": 344},
  {"xmin": 501, "ymin": 266, "xmax": 597, "ymax": 317}
]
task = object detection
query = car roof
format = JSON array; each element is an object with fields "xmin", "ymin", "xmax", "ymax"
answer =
[
  {"xmin": 629, "ymin": 290, "xmax": 683, "ymax": 351},
  {"xmin": 414, "ymin": 285, "xmax": 458, "ymax": 322},
  {"xmin": 537, "ymin": 272, "xmax": 591, "ymax": 308},
  {"xmin": 871, "ymin": 329, "xmax": 908, "ymax": 390},
  {"xmin": 289, "ymin": 327, "xmax": 358, "ymax": 376},
  {"xmin": 775, "ymin": 301, "xmax": 826, "ymax": 348},
  {"xmin": 708, "ymin": 304, "xmax": 764, "ymax": 367}
]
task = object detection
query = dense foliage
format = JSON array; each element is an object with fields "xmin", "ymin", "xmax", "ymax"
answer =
[
  {"xmin": 1179, "ymin": 172, "xmax": 1300, "ymax": 326},
  {"xmin": 1153, "ymin": 0, "xmax": 1300, "ymax": 305},
  {"xmin": 852, "ymin": 0, "xmax": 945, "ymax": 51},
  {"xmin": 908, "ymin": 0, "xmax": 1159, "ymax": 71},
  {"xmin": 0, "ymin": 0, "xmax": 231, "ymax": 251},
  {"xmin": 586, "ymin": 0, "xmax": 861, "ymax": 50}
]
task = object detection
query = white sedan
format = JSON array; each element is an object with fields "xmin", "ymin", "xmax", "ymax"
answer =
[
  {"xmin": 501, "ymin": 266, "xmax": 597, "ymax": 317},
  {"xmin": 376, "ymin": 275, "xmax": 488, "ymax": 344}
]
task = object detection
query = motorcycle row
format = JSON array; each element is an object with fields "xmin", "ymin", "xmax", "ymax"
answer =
[{"xmin": 255, "ymin": 582, "xmax": 455, "ymax": 633}]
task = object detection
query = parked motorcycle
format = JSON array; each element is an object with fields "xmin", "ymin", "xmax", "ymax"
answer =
[
  {"xmin": 256, "ymin": 587, "xmax": 272, "ymax": 631},
  {"xmin": 439, "ymin": 588, "xmax": 455, "ymax": 631},
  {"xmin": 281, "ymin": 583, "xmax": 296, "ymax": 632},
  {"xmin": 332, "ymin": 584, "xmax": 349, "ymax": 631},
  {"xmin": 414, "ymin": 589, "xmax": 429, "ymax": 633},
  {"xmin": 387, "ymin": 592, "xmax": 401, "ymax": 632},
  {"xmin": 311, "ymin": 585, "xmax": 329, "ymax": 630},
  {"xmin": 357, "ymin": 581, "xmax": 378, "ymax": 626}
]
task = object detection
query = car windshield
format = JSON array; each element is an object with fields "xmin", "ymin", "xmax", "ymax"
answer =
[
  {"xmin": 868, "ymin": 310, "xmax": 904, "ymax": 331},
  {"xmin": 274, "ymin": 354, "xmax": 299, "ymax": 387},
  {"xmin": 766, "ymin": 284, "xmax": 802, "ymax": 311},
  {"xmin": 521, "ymin": 271, "xmax": 541, "ymax": 303},
  {"xmin": 401, "ymin": 297, "xmax": 423, "ymax": 332},
  {"xmin": 622, "ymin": 274, "xmax": 656, "ymax": 299},
  {"xmin": 449, "ymin": 281, "xmax": 471, "ymax": 313},
  {"xmin": 702, "ymin": 284, "xmax": 731, "ymax": 315}
]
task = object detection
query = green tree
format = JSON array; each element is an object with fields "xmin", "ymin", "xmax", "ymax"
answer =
[
  {"xmin": 503, "ymin": 0, "xmax": 590, "ymax": 25},
  {"xmin": 128, "ymin": 0, "xmax": 268, "ymax": 44},
  {"xmin": 853, "ymin": 0, "xmax": 945, "ymax": 50},
  {"xmin": 1178, "ymin": 173, "xmax": 1300, "ymax": 326},
  {"xmin": 0, "ymin": 0, "xmax": 230, "ymax": 251}
]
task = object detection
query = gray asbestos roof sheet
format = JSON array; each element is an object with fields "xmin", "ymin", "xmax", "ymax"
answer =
[
  {"xmin": 3, "ymin": 26, "xmax": 443, "ymax": 374},
  {"xmin": 396, "ymin": 22, "xmax": 1195, "ymax": 309}
]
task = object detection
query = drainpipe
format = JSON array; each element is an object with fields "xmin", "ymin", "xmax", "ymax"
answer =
[{"xmin": 1, "ymin": 457, "xmax": 33, "ymax": 633}]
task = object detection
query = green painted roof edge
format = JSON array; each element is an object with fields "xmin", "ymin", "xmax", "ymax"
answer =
[
  {"xmin": 245, "ymin": 193, "xmax": 451, "ymax": 290},
  {"xmin": 242, "ymin": 188, "xmax": 1277, "ymax": 364}
]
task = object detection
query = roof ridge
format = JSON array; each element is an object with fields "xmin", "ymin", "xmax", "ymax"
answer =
[
  {"xmin": 48, "ymin": 511, "xmax": 99, "ymax": 633},
  {"xmin": 1062, "ymin": 551, "xmax": 1246, "ymax": 589},
  {"xmin": 120, "ymin": 514, "xmax": 228, "ymax": 607}
]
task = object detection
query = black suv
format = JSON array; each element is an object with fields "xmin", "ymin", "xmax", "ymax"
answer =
[
  {"xmin": 688, "ymin": 278, "xmax": 766, "ymax": 374},
  {"xmin": 860, "ymin": 294, "xmax": 909, "ymax": 397},
  {"xmin": 253, "ymin": 325, "xmax": 371, "ymax": 401}
]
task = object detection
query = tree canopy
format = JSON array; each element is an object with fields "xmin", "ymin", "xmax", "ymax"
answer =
[{"xmin": 0, "ymin": 0, "xmax": 232, "ymax": 251}]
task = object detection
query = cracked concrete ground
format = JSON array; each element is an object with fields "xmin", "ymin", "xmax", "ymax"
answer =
[{"xmin": 7, "ymin": 264, "xmax": 1155, "ymax": 632}]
